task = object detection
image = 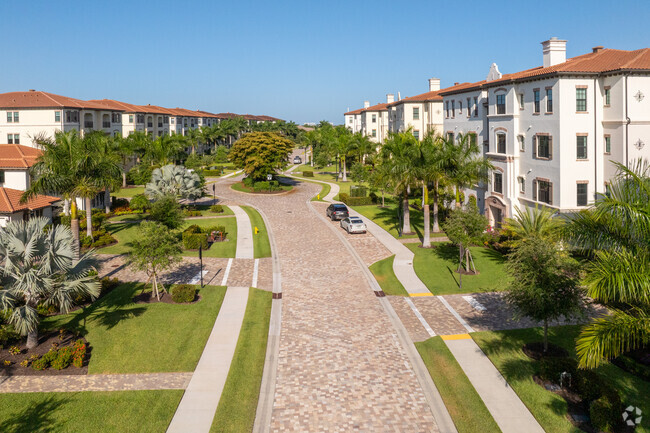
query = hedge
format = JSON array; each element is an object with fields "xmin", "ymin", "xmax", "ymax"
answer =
[
  {"xmin": 171, "ymin": 284, "xmax": 197, "ymax": 303},
  {"xmin": 182, "ymin": 231, "xmax": 208, "ymax": 250},
  {"xmin": 339, "ymin": 193, "xmax": 372, "ymax": 206},
  {"xmin": 302, "ymin": 171, "xmax": 314, "ymax": 177}
]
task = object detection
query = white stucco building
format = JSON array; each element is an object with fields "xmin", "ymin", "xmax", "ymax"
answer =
[
  {"xmin": 441, "ymin": 38, "xmax": 650, "ymax": 227},
  {"xmin": 344, "ymin": 105, "xmax": 364, "ymax": 134},
  {"xmin": 388, "ymin": 79, "xmax": 444, "ymax": 140},
  {"xmin": 361, "ymin": 96, "xmax": 393, "ymax": 143}
]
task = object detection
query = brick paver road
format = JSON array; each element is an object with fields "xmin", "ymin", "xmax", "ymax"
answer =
[{"xmin": 215, "ymin": 178, "xmax": 439, "ymax": 432}]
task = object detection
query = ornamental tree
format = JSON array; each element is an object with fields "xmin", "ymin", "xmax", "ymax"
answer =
[
  {"xmin": 129, "ymin": 221, "xmax": 183, "ymax": 301},
  {"xmin": 229, "ymin": 132, "xmax": 294, "ymax": 180},
  {"xmin": 145, "ymin": 164, "xmax": 203, "ymax": 201}
]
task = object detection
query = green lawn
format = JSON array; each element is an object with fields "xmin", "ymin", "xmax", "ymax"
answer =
[
  {"xmin": 185, "ymin": 204, "xmax": 234, "ymax": 217},
  {"xmin": 311, "ymin": 182, "xmax": 331, "ymax": 201},
  {"xmin": 211, "ymin": 288, "xmax": 273, "ymax": 432},
  {"xmin": 112, "ymin": 186, "xmax": 144, "ymax": 199},
  {"xmin": 472, "ymin": 326, "xmax": 650, "ymax": 433},
  {"xmin": 291, "ymin": 166, "xmax": 368, "ymax": 199},
  {"xmin": 408, "ymin": 243, "xmax": 508, "ymax": 295},
  {"xmin": 107, "ymin": 213, "xmax": 148, "ymax": 222},
  {"xmin": 369, "ymin": 255, "xmax": 408, "ymax": 296},
  {"xmin": 352, "ymin": 201, "xmax": 447, "ymax": 240},
  {"xmin": 44, "ymin": 283, "xmax": 227, "ymax": 374},
  {"xmin": 231, "ymin": 182, "xmax": 292, "ymax": 194},
  {"xmin": 241, "ymin": 206, "xmax": 271, "ymax": 258},
  {"xmin": 415, "ymin": 337, "xmax": 500, "ymax": 433},
  {"xmin": 100, "ymin": 217, "xmax": 238, "ymax": 258},
  {"xmin": 0, "ymin": 390, "xmax": 183, "ymax": 433}
]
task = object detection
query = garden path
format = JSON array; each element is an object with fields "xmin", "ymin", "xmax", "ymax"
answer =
[
  {"xmin": 216, "ymin": 174, "xmax": 452, "ymax": 433},
  {"xmin": 231, "ymin": 205, "xmax": 254, "ymax": 259}
]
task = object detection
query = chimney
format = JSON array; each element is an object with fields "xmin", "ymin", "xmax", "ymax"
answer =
[
  {"xmin": 592, "ymin": 46, "xmax": 604, "ymax": 53},
  {"xmin": 541, "ymin": 37, "xmax": 567, "ymax": 67},
  {"xmin": 364, "ymin": 100, "xmax": 370, "ymax": 109},
  {"xmin": 428, "ymin": 78, "xmax": 440, "ymax": 92},
  {"xmin": 397, "ymin": 92, "xmax": 401, "ymax": 101},
  {"xmin": 386, "ymin": 94, "xmax": 395, "ymax": 103}
]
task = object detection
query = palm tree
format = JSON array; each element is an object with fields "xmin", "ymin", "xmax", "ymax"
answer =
[
  {"xmin": 446, "ymin": 133, "xmax": 493, "ymax": 208},
  {"xmin": 0, "ymin": 217, "xmax": 99, "ymax": 349},
  {"xmin": 566, "ymin": 159, "xmax": 650, "ymax": 369},
  {"xmin": 379, "ymin": 130, "xmax": 419, "ymax": 235},
  {"xmin": 502, "ymin": 205, "xmax": 563, "ymax": 247},
  {"xmin": 334, "ymin": 126, "xmax": 353, "ymax": 181},
  {"xmin": 144, "ymin": 134, "xmax": 184, "ymax": 166},
  {"xmin": 186, "ymin": 127, "xmax": 202, "ymax": 155}
]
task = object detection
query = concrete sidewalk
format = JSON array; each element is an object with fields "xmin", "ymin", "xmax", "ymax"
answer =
[
  {"xmin": 231, "ymin": 205, "xmax": 255, "ymax": 259},
  {"xmin": 167, "ymin": 286, "xmax": 250, "ymax": 433}
]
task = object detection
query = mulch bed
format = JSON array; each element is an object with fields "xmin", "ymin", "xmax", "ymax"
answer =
[
  {"xmin": 132, "ymin": 291, "xmax": 201, "ymax": 305},
  {"xmin": 522, "ymin": 342, "xmax": 569, "ymax": 360},
  {"xmin": 0, "ymin": 331, "xmax": 89, "ymax": 377}
]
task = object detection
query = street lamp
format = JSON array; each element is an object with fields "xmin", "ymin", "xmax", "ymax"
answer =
[{"xmin": 212, "ymin": 183, "xmax": 216, "ymax": 205}]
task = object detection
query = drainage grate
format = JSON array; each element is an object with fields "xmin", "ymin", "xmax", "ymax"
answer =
[
  {"xmin": 374, "ymin": 290, "xmax": 386, "ymax": 297},
  {"xmin": 272, "ymin": 292, "xmax": 283, "ymax": 299}
]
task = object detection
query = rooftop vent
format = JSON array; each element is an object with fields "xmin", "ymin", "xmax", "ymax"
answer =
[{"xmin": 592, "ymin": 46, "xmax": 604, "ymax": 53}]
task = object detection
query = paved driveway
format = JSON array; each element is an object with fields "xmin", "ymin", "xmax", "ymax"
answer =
[{"xmin": 214, "ymin": 176, "xmax": 439, "ymax": 432}]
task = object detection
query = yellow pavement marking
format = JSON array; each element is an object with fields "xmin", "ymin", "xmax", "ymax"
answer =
[
  {"xmin": 409, "ymin": 293, "xmax": 434, "ymax": 297},
  {"xmin": 441, "ymin": 334, "xmax": 471, "ymax": 341}
]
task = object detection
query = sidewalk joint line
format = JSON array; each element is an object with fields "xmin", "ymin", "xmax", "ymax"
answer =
[
  {"xmin": 436, "ymin": 295, "xmax": 475, "ymax": 333},
  {"xmin": 221, "ymin": 258, "xmax": 233, "ymax": 286},
  {"xmin": 405, "ymin": 298, "xmax": 436, "ymax": 337}
]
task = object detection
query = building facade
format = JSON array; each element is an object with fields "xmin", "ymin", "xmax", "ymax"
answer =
[
  {"xmin": 441, "ymin": 38, "xmax": 650, "ymax": 227},
  {"xmin": 388, "ymin": 79, "xmax": 444, "ymax": 140}
]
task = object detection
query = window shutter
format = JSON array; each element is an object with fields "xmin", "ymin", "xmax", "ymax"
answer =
[
  {"xmin": 533, "ymin": 180, "xmax": 537, "ymax": 201},
  {"xmin": 549, "ymin": 182, "xmax": 553, "ymax": 205},
  {"xmin": 549, "ymin": 136, "xmax": 553, "ymax": 160},
  {"xmin": 532, "ymin": 135, "xmax": 537, "ymax": 158}
]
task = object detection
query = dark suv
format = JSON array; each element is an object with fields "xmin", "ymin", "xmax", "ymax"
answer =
[{"xmin": 326, "ymin": 203, "xmax": 349, "ymax": 221}]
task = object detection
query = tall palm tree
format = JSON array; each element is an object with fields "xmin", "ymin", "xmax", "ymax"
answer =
[
  {"xmin": 446, "ymin": 133, "xmax": 493, "ymax": 208},
  {"xmin": 0, "ymin": 217, "xmax": 99, "ymax": 348},
  {"xmin": 144, "ymin": 134, "xmax": 184, "ymax": 166},
  {"xmin": 186, "ymin": 127, "xmax": 202, "ymax": 155},
  {"xmin": 379, "ymin": 130, "xmax": 419, "ymax": 235},
  {"xmin": 566, "ymin": 159, "xmax": 650, "ymax": 369},
  {"xmin": 334, "ymin": 126, "xmax": 353, "ymax": 181}
]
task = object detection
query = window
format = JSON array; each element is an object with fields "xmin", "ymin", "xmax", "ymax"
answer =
[
  {"xmin": 0, "ymin": 170, "xmax": 4, "ymax": 184},
  {"xmin": 546, "ymin": 88, "xmax": 553, "ymax": 112},
  {"xmin": 447, "ymin": 132, "xmax": 454, "ymax": 142},
  {"xmin": 493, "ymin": 172, "xmax": 503, "ymax": 193},
  {"xmin": 459, "ymin": 102, "xmax": 463, "ymax": 115},
  {"xmin": 136, "ymin": 114, "xmax": 144, "ymax": 124},
  {"xmin": 451, "ymin": 101, "xmax": 455, "ymax": 117},
  {"xmin": 52, "ymin": 111, "xmax": 60, "ymax": 122},
  {"xmin": 518, "ymin": 135, "xmax": 525, "ymax": 151},
  {"xmin": 604, "ymin": 87, "xmax": 611, "ymax": 106},
  {"xmin": 576, "ymin": 135, "xmax": 588, "ymax": 159},
  {"xmin": 413, "ymin": 130, "xmax": 420, "ymax": 140},
  {"xmin": 496, "ymin": 94, "xmax": 506, "ymax": 114},
  {"xmin": 605, "ymin": 135, "xmax": 611, "ymax": 154},
  {"xmin": 413, "ymin": 107, "xmax": 419, "ymax": 120},
  {"xmin": 13, "ymin": 112, "xmax": 18, "ymax": 122},
  {"xmin": 147, "ymin": 117, "xmax": 153, "ymax": 128},
  {"xmin": 6, "ymin": 112, "xmax": 11, "ymax": 123},
  {"xmin": 474, "ymin": 97, "xmax": 478, "ymax": 116},
  {"xmin": 468, "ymin": 132, "xmax": 477, "ymax": 146},
  {"xmin": 129, "ymin": 114, "xmax": 134, "ymax": 123},
  {"xmin": 112, "ymin": 113, "xmax": 120, "ymax": 123},
  {"xmin": 372, "ymin": 129, "xmax": 377, "ymax": 138},
  {"xmin": 533, "ymin": 89, "xmax": 540, "ymax": 113},
  {"xmin": 496, "ymin": 133, "xmax": 506, "ymax": 153},
  {"xmin": 535, "ymin": 135, "xmax": 551, "ymax": 159},
  {"xmin": 372, "ymin": 114, "xmax": 377, "ymax": 123},
  {"xmin": 518, "ymin": 93, "xmax": 524, "ymax": 110},
  {"xmin": 7, "ymin": 134, "xmax": 19, "ymax": 144},
  {"xmin": 164, "ymin": 116, "xmax": 169, "ymax": 123},
  {"xmin": 158, "ymin": 118, "xmax": 163, "ymax": 127},
  {"xmin": 518, "ymin": 177, "xmax": 525, "ymax": 193},
  {"xmin": 576, "ymin": 87, "xmax": 587, "ymax": 111},
  {"xmin": 445, "ymin": 101, "xmax": 449, "ymax": 118},
  {"xmin": 577, "ymin": 183, "xmax": 588, "ymax": 206},
  {"xmin": 467, "ymin": 98, "xmax": 471, "ymax": 117},
  {"xmin": 534, "ymin": 180, "xmax": 552, "ymax": 204},
  {"xmin": 65, "ymin": 110, "xmax": 79, "ymax": 123},
  {"xmin": 348, "ymin": 117, "xmax": 352, "ymax": 123}
]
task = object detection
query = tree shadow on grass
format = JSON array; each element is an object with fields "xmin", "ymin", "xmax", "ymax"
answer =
[
  {"xmin": 105, "ymin": 222, "xmax": 138, "ymax": 236},
  {"xmin": 433, "ymin": 243, "xmax": 459, "ymax": 261},
  {"xmin": 481, "ymin": 247, "xmax": 507, "ymax": 264},
  {"xmin": 0, "ymin": 395, "xmax": 67, "ymax": 433}
]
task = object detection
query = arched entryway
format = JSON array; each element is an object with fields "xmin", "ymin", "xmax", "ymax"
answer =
[{"xmin": 485, "ymin": 196, "xmax": 507, "ymax": 229}]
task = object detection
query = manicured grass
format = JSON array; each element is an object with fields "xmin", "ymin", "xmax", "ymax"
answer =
[
  {"xmin": 0, "ymin": 390, "xmax": 183, "ymax": 433},
  {"xmin": 408, "ymin": 243, "xmax": 508, "ymax": 295},
  {"xmin": 352, "ymin": 201, "xmax": 447, "ymax": 240},
  {"xmin": 100, "ymin": 217, "xmax": 238, "ymax": 258},
  {"xmin": 44, "ymin": 283, "xmax": 227, "ymax": 374},
  {"xmin": 241, "ymin": 206, "xmax": 272, "ymax": 258},
  {"xmin": 369, "ymin": 255, "xmax": 408, "ymax": 296},
  {"xmin": 472, "ymin": 326, "xmax": 650, "ymax": 433},
  {"xmin": 311, "ymin": 182, "xmax": 331, "ymax": 202},
  {"xmin": 185, "ymin": 204, "xmax": 234, "ymax": 217},
  {"xmin": 291, "ymin": 167, "xmax": 369, "ymax": 199},
  {"xmin": 112, "ymin": 186, "xmax": 144, "ymax": 199},
  {"xmin": 415, "ymin": 337, "xmax": 500, "ymax": 433},
  {"xmin": 231, "ymin": 181, "xmax": 292, "ymax": 194},
  {"xmin": 211, "ymin": 288, "xmax": 273, "ymax": 432},
  {"xmin": 107, "ymin": 213, "xmax": 148, "ymax": 222}
]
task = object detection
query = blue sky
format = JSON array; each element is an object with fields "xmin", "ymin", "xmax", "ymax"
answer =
[{"xmin": 3, "ymin": 0, "xmax": 650, "ymax": 125}]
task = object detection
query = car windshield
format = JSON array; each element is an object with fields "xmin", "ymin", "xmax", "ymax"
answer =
[
  {"xmin": 333, "ymin": 205, "xmax": 347, "ymax": 210},
  {"xmin": 350, "ymin": 219, "xmax": 362, "ymax": 223}
]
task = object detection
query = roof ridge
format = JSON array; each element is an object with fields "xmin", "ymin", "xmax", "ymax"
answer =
[
  {"xmin": 0, "ymin": 188, "xmax": 14, "ymax": 212},
  {"xmin": 39, "ymin": 91, "xmax": 64, "ymax": 107},
  {"xmin": 623, "ymin": 48, "xmax": 649, "ymax": 68}
]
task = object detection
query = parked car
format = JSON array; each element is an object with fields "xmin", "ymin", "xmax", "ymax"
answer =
[
  {"xmin": 326, "ymin": 203, "xmax": 349, "ymax": 221},
  {"xmin": 340, "ymin": 217, "xmax": 367, "ymax": 234},
  {"xmin": 293, "ymin": 156, "xmax": 302, "ymax": 164}
]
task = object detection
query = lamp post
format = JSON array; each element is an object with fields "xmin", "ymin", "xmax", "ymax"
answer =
[
  {"xmin": 199, "ymin": 245, "xmax": 204, "ymax": 288},
  {"xmin": 212, "ymin": 183, "xmax": 216, "ymax": 205}
]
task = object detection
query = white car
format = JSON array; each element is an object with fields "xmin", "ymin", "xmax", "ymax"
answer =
[
  {"xmin": 340, "ymin": 217, "xmax": 367, "ymax": 234},
  {"xmin": 293, "ymin": 156, "xmax": 302, "ymax": 164}
]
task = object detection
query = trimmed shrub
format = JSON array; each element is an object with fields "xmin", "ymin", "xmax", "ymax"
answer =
[
  {"xmin": 51, "ymin": 346, "xmax": 73, "ymax": 370},
  {"xmin": 350, "ymin": 185, "xmax": 367, "ymax": 197},
  {"xmin": 369, "ymin": 192, "xmax": 379, "ymax": 204},
  {"xmin": 171, "ymin": 284, "xmax": 197, "ymax": 303},
  {"xmin": 537, "ymin": 357, "xmax": 577, "ymax": 383},
  {"xmin": 339, "ymin": 193, "xmax": 350, "ymax": 203},
  {"xmin": 129, "ymin": 194, "xmax": 150, "ymax": 212},
  {"xmin": 100, "ymin": 277, "xmax": 120, "ymax": 295},
  {"xmin": 339, "ymin": 193, "xmax": 372, "ymax": 206},
  {"xmin": 302, "ymin": 171, "xmax": 314, "ymax": 177},
  {"xmin": 31, "ymin": 357, "xmax": 48, "ymax": 371},
  {"xmin": 182, "ymin": 231, "xmax": 208, "ymax": 250},
  {"xmin": 41, "ymin": 349, "xmax": 58, "ymax": 364},
  {"xmin": 112, "ymin": 198, "xmax": 130, "ymax": 209},
  {"xmin": 574, "ymin": 369, "xmax": 606, "ymax": 402},
  {"xmin": 201, "ymin": 169, "xmax": 224, "ymax": 176},
  {"xmin": 254, "ymin": 181, "xmax": 270, "ymax": 191},
  {"xmin": 150, "ymin": 196, "xmax": 183, "ymax": 229},
  {"xmin": 184, "ymin": 224, "xmax": 202, "ymax": 234},
  {"xmin": 210, "ymin": 205, "xmax": 224, "ymax": 213},
  {"xmin": 243, "ymin": 177, "xmax": 254, "ymax": 187}
]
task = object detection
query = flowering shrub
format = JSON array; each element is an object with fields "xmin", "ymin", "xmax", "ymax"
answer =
[
  {"xmin": 8, "ymin": 345, "xmax": 21, "ymax": 356},
  {"xmin": 31, "ymin": 357, "xmax": 47, "ymax": 371},
  {"xmin": 72, "ymin": 339, "xmax": 87, "ymax": 368},
  {"xmin": 20, "ymin": 360, "xmax": 29, "ymax": 368},
  {"xmin": 51, "ymin": 346, "xmax": 73, "ymax": 370}
]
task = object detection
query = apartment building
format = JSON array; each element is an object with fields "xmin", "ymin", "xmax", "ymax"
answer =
[
  {"xmin": 361, "ymin": 96, "xmax": 393, "ymax": 143},
  {"xmin": 0, "ymin": 143, "xmax": 58, "ymax": 227},
  {"xmin": 441, "ymin": 38, "xmax": 650, "ymax": 227},
  {"xmin": 344, "ymin": 104, "xmax": 365, "ymax": 134},
  {"xmin": 388, "ymin": 79, "xmax": 444, "ymax": 140}
]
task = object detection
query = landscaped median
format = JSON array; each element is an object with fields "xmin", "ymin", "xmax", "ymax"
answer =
[
  {"xmin": 472, "ymin": 326, "xmax": 650, "ymax": 433},
  {"xmin": 241, "ymin": 206, "xmax": 272, "ymax": 258},
  {"xmin": 369, "ymin": 255, "xmax": 408, "ymax": 296}
]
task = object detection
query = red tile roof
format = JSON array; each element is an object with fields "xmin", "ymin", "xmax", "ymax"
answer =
[
  {"xmin": 361, "ymin": 102, "xmax": 390, "ymax": 112},
  {"xmin": 0, "ymin": 144, "xmax": 42, "ymax": 169},
  {"xmin": 87, "ymin": 99, "xmax": 147, "ymax": 113},
  {"xmin": 387, "ymin": 89, "xmax": 444, "ymax": 107},
  {"xmin": 441, "ymin": 47, "xmax": 650, "ymax": 96},
  {"xmin": 0, "ymin": 91, "xmax": 118, "ymax": 110},
  {"xmin": 0, "ymin": 187, "xmax": 59, "ymax": 214},
  {"xmin": 344, "ymin": 108, "xmax": 364, "ymax": 115}
]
